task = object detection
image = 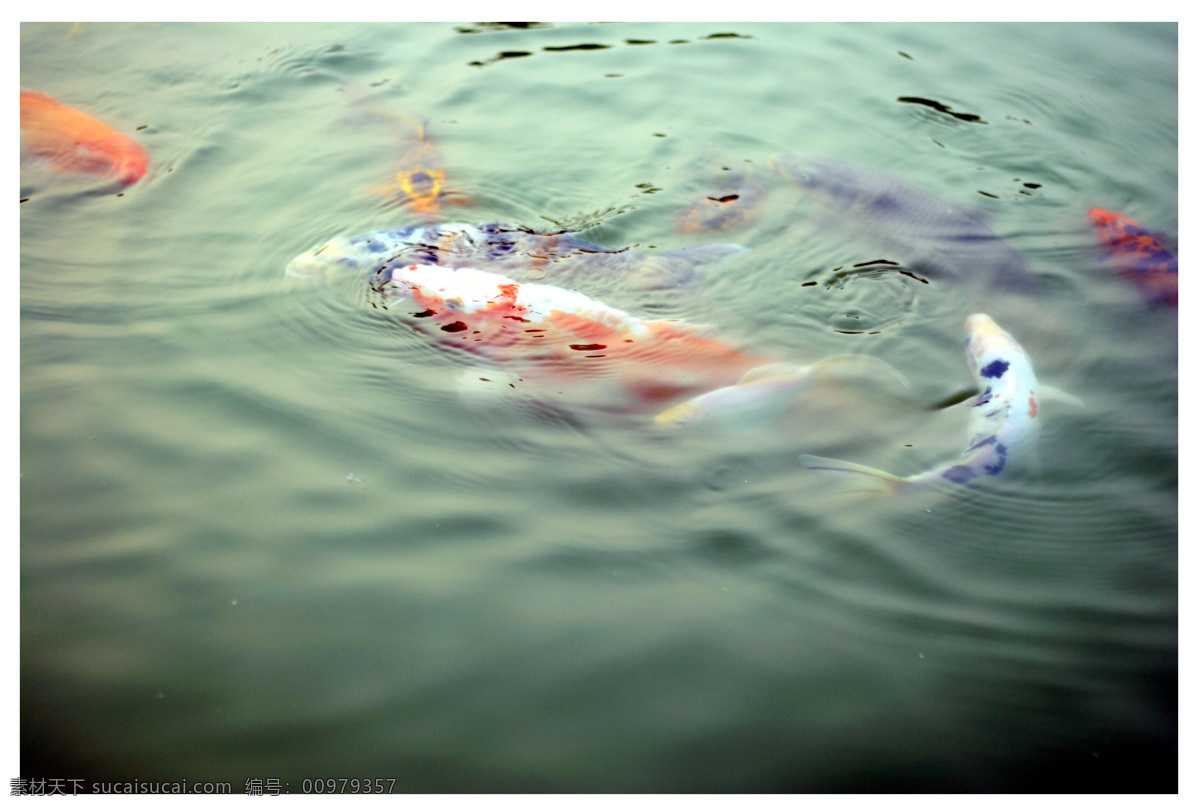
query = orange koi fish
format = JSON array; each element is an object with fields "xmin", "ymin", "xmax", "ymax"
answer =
[
  {"xmin": 1087, "ymin": 208, "xmax": 1177, "ymax": 307},
  {"xmin": 20, "ymin": 90, "xmax": 148, "ymax": 185},
  {"xmin": 675, "ymin": 165, "xmax": 768, "ymax": 235},
  {"xmin": 346, "ymin": 87, "xmax": 474, "ymax": 219}
]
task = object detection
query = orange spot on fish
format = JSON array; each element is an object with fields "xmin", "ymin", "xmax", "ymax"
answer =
[
  {"xmin": 20, "ymin": 90, "xmax": 148, "ymax": 184},
  {"xmin": 1028, "ymin": 391, "xmax": 1038, "ymax": 418}
]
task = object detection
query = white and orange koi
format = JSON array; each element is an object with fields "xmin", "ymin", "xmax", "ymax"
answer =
[
  {"xmin": 801, "ymin": 314, "xmax": 1077, "ymax": 494},
  {"xmin": 371, "ymin": 259, "xmax": 768, "ymax": 415},
  {"xmin": 300, "ymin": 252, "xmax": 899, "ymax": 423}
]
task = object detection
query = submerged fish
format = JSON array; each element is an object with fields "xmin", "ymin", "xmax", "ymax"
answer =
[
  {"xmin": 654, "ymin": 355, "xmax": 909, "ymax": 429},
  {"xmin": 289, "ymin": 227, "xmax": 895, "ymax": 424},
  {"xmin": 769, "ymin": 154, "xmax": 1038, "ymax": 292},
  {"xmin": 675, "ymin": 165, "xmax": 769, "ymax": 235},
  {"xmin": 345, "ymin": 87, "xmax": 473, "ymax": 218},
  {"xmin": 1087, "ymin": 208, "xmax": 1177, "ymax": 308},
  {"xmin": 286, "ymin": 222, "xmax": 747, "ymax": 290},
  {"xmin": 367, "ymin": 258, "xmax": 900, "ymax": 423},
  {"xmin": 801, "ymin": 314, "xmax": 1072, "ymax": 494},
  {"xmin": 20, "ymin": 90, "xmax": 148, "ymax": 185}
]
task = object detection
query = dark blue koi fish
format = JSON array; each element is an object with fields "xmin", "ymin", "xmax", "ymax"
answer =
[{"xmin": 769, "ymin": 154, "xmax": 1038, "ymax": 292}]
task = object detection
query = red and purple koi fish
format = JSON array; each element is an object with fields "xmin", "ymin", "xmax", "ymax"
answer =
[{"xmin": 1087, "ymin": 208, "xmax": 1177, "ymax": 308}]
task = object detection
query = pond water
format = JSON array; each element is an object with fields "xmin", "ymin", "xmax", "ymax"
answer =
[{"xmin": 20, "ymin": 21, "xmax": 1177, "ymax": 792}]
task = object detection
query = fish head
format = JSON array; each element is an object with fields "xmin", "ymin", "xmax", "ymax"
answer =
[
  {"xmin": 963, "ymin": 313, "xmax": 1024, "ymax": 380},
  {"xmin": 1086, "ymin": 207, "xmax": 1129, "ymax": 245},
  {"xmin": 285, "ymin": 227, "xmax": 425, "ymax": 280},
  {"xmin": 389, "ymin": 141, "xmax": 449, "ymax": 214},
  {"xmin": 396, "ymin": 168, "xmax": 447, "ymax": 214},
  {"xmin": 769, "ymin": 154, "xmax": 861, "ymax": 203},
  {"xmin": 114, "ymin": 145, "xmax": 149, "ymax": 185},
  {"xmin": 1086, "ymin": 208, "xmax": 1121, "ymax": 229}
]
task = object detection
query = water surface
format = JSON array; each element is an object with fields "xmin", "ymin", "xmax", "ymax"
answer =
[{"xmin": 20, "ymin": 21, "xmax": 1177, "ymax": 792}]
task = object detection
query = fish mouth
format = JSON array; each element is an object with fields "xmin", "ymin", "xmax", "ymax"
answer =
[
  {"xmin": 768, "ymin": 152, "xmax": 827, "ymax": 188},
  {"xmin": 284, "ymin": 238, "xmax": 366, "ymax": 279},
  {"xmin": 285, "ymin": 247, "xmax": 341, "ymax": 279},
  {"xmin": 965, "ymin": 313, "xmax": 1002, "ymax": 337}
]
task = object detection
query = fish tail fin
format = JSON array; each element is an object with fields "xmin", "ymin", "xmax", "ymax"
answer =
[{"xmin": 800, "ymin": 453, "xmax": 911, "ymax": 498}]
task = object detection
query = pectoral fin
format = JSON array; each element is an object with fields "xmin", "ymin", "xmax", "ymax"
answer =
[{"xmin": 1040, "ymin": 384, "xmax": 1084, "ymax": 408}]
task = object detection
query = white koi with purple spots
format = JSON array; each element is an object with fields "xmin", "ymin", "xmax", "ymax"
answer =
[
  {"xmin": 286, "ymin": 222, "xmax": 746, "ymax": 290},
  {"xmin": 801, "ymin": 314, "xmax": 1054, "ymax": 494}
]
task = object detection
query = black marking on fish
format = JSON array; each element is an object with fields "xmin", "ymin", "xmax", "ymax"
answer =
[{"xmin": 980, "ymin": 359, "xmax": 1010, "ymax": 379}]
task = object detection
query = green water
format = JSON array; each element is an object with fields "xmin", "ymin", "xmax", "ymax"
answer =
[{"xmin": 21, "ymin": 22, "xmax": 1176, "ymax": 792}]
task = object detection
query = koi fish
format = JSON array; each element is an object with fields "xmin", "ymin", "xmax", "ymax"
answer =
[
  {"xmin": 345, "ymin": 86, "xmax": 473, "ymax": 218},
  {"xmin": 20, "ymin": 90, "xmax": 148, "ymax": 185},
  {"xmin": 286, "ymin": 222, "xmax": 747, "ymax": 291},
  {"xmin": 365, "ymin": 258, "xmax": 900, "ymax": 422},
  {"xmin": 1087, "ymin": 208, "xmax": 1177, "ymax": 308},
  {"xmin": 801, "ymin": 314, "xmax": 1075, "ymax": 494},
  {"xmin": 675, "ymin": 165, "xmax": 769, "ymax": 235},
  {"xmin": 654, "ymin": 356, "xmax": 910, "ymax": 429},
  {"xmin": 770, "ymin": 154, "xmax": 1037, "ymax": 292}
]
